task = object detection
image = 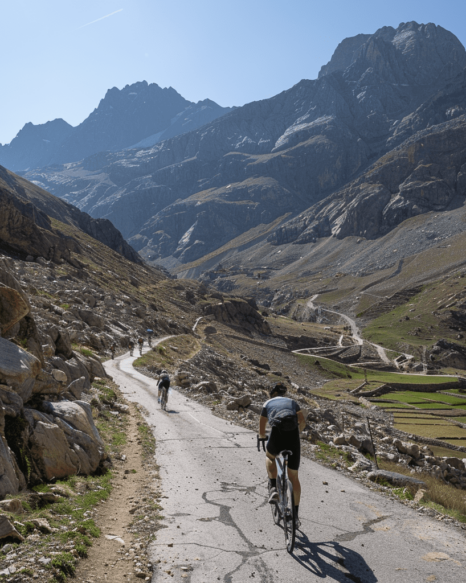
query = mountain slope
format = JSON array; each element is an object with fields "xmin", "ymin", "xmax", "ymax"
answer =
[
  {"xmin": 20, "ymin": 22, "xmax": 466, "ymax": 273},
  {"xmin": 0, "ymin": 165, "xmax": 141, "ymax": 264},
  {"xmin": 0, "ymin": 82, "xmax": 232, "ymax": 171}
]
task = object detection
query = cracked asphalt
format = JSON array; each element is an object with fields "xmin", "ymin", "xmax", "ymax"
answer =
[{"xmin": 105, "ymin": 350, "xmax": 465, "ymax": 583}]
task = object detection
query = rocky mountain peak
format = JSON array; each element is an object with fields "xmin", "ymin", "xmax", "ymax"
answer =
[
  {"xmin": 320, "ymin": 22, "xmax": 466, "ymax": 90},
  {"xmin": 345, "ymin": 21, "xmax": 466, "ymax": 87},
  {"xmin": 318, "ymin": 33, "xmax": 371, "ymax": 78}
]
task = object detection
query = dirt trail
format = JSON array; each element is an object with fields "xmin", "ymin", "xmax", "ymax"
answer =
[{"xmin": 74, "ymin": 403, "xmax": 155, "ymax": 583}]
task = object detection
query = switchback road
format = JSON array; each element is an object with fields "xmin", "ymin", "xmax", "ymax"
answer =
[{"xmin": 105, "ymin": 350, "xmax": 465, "ymax": 583}]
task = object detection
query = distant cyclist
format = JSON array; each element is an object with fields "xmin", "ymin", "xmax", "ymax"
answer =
[
  {"xmin": 138, "ymin": 337, "xmax": 144, "ymax": 355},
  {"xmin": 259, "ymin": 382, "xmax": 305, "ymax": 527},
  {"xmin": 157, "ymin": 370, "xmax": 170, "ymax": 405},
  {"xmin": 147, "ymin": 329, "xmax": 153, "ymax": 347},
  {"xmin": 128, "ymin": 339, "xmax": 135, "ymax": 356},
  {"xmin": 110, "ymin": 342, "xmax": 116, "ymax": 360}
]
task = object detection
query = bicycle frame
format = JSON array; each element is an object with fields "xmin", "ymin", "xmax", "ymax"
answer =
[{"xmin": 257, "ymin": 436, "xmax": 296, "ymax": 553}]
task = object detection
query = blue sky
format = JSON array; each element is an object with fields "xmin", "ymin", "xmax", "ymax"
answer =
[{"xmin": 2, "ymin": 0, "xmax": 466, "ymax": 143}]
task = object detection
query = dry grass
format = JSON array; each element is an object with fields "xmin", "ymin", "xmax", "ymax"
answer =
[
  {"xmin": 133, "ymin": 334, "xmax": 200, "ymax": 372},
  {"xmin": 378, "ymin": 459, "xmax": 466, "ymax": 522}
]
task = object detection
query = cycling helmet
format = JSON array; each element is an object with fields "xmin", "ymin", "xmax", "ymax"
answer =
[
  {"xmin": 161, "ymin": 370, "xmax": 168, "ymax": 375},
  {"xmin": 269, "ymin": 382, "xmax": 287, "ymax": 398}
]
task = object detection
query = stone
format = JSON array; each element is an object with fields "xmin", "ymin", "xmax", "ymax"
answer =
[
  {"xmin": 444, "ymin": 457, "xmax": 465, "ymax": 471},
  {"xmin": 354, "ymin": 422, "xmax": 368, "ymax": 434},
  {"xmin": 78, "ymin": 309, "xmax": 105, "ymax": 329},
  {"xmin": 204, "ymin": 326, "xmax": 217, "ymax": 335},
  {"xmin": 348, "ymin": 458, "xmax": 372, "ymax": 472},
  {"xmin": 414, "ymin": 489, "xmax": 427, "ymax": 504},
  {"xmin": 367, "ymin": 470, "xmax": 426, "ymax": 488},
  {"xmin": 42, "ymin": 401, "xmax": 104, "ymax": 448},
  {"xmin": 55, "ymin": 328, "xmax": 73, "ymax": 359},
  {"xmin": 0, "ymin": 499, "xmax": 23, "ymax": 514},
  {"xmin": 30, "ymin": 518, "xmax": 52, "ymax": 533},
  {"xmin": 52, "ymin": 369, "xmax": 67, "ymax": 383},
  {"xmin": 194, "ymin": 380, "xmax": 217, "ymax": 394},
  {"xmin": 0, "ymin": 516, "xmax": 24, "ymax": 541},
  {"xmin": 0, "ymin": 385, "xmax": 23, "ymax": 417},
  {"xmin": 0, "ymin": 337, "xmax": 41, "ymax": 390},
  {"xmin": 67, "ymin": 377, "xmax": 86, "ymax": 400},
  {"xmin": 348, "ymin": 434, "xmax": 362, "ymax": 450},
  {"xmin": 359, "ymin": 437, "xmax": 375, "ymax": 456},
  {"xmin": 29, "ymin": 421, "xmax": 78, "ymax": 480},
  {"xmin": 0, "ymin": 286, "xmax": 29, "ymax": 335},
  {"xmin": 334, "ymin": 434, "xmax": 347, "ymax": 446}
]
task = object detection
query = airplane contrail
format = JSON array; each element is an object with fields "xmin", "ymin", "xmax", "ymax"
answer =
[{"xmin": 79, "ymin": 8, "xmax": 123, "ymax": 29}]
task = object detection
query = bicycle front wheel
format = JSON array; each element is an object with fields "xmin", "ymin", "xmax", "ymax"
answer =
[{"xmin": 283, "ymin": 479, "xmax": 296, "ymax": 553}]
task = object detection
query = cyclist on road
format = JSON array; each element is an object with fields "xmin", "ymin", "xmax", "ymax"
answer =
[
  {"xmin": 138, "ymin": 337, "xmax": 144, "ymax": 355},
  {"xmin": 128, "ymin": 339, "xmax": 135, "ymax": 356},
  {"xmin": 110, "ymin": 342, "xmax": 116, "ymax": 360},
  {"xmin": 259, "ymin": 382, "xmax": 306, "ymax": 526},
  {"xmin": 157, "ymin": 370, "xmax": 170, "ymax": 405}
]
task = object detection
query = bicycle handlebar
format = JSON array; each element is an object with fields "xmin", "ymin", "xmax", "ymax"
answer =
[{"xmin": 257, "ymin": 435, "xmax": 268, "ymax": 452}]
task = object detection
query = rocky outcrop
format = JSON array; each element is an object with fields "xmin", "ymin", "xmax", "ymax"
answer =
[
  {"xmin": 202, "ymin": 298, "xmax": 271, "ymax": 335},
  {"xmin": 266, "ymin": 116, "xmax": 466, "ymax": 244},
  {"xmin": 0, "ymin": 165, "xmax": 141, "ymax": 264},
  {"xmin": 0, "ymin": 260, "xmax": 111, "ymax": 496}
]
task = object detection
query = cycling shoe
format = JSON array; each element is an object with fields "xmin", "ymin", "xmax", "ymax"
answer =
[{"xmin": 268, "ymin": 488, "xmax": 279, "ymax": 504}]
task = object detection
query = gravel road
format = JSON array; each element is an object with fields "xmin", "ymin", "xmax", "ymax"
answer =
[{"xmin": 105, "ymin": 349, "xmax": 465, "ymax": 583}]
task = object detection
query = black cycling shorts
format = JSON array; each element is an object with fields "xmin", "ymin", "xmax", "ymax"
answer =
[
  {"xmin": 266, "ymin": 427, "xmax": 301, "ymax": 471},
  {"xmin": 159, "ymin": 380, "xmax": 170, "ymax": 390}
]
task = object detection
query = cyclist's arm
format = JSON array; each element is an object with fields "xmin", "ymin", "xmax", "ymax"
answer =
[
  {"xmin": 297, "ymin": 410, "xmax": 306, "ymax": 432},
  {"xmin": 259, "ymin": 415, "xmax": 268, "ymax": 439}
]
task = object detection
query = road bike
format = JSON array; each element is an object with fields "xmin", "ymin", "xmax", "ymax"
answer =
[
  {"xmin": 257, "ymin": 436, "xmax": 296, "ymax": 553},
  {"xmin": 160, "ymin": 386, "xmax": 168, "ymax": 411}
]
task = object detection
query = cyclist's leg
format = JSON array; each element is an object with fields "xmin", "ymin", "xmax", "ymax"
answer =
[
  {"xmin": 265, "ymin": 452, "xmax": 277, "ymax": 479},
  {"xmin": 287, "ymin": 469, "xmax": 301, "ymax": 506}
]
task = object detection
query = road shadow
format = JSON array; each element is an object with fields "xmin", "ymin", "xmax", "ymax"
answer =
[{"xmin": 292, "ymin": 531, "xmax": 377, "ymax": 582}]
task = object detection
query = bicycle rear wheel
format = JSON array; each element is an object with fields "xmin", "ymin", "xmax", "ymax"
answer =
[
  {"xmin": 161, "ymin": 388, "xmax": 167, "ymax": 411},
  {"xmin": 283, "ymin": 479, "xmax": 296, "ymax": 553}
]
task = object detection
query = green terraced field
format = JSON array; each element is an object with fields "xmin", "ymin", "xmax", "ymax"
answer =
[
  {"xmin": 430, "ymin": 445, "xmax": 466, "ymax": 458},
  {"xmin": 413, "ymin": 403, "xmax": 454, "ymax": 409},
  {"xmin": 394, "ymin": 419, "xmax": 452, "ymax": 426},
  {"xmin": 379, "ymin": 403, "xmax": 416, "ymax": 409},
  {"xmin": 394, "ymin": 423, "xmax": 466, "ymax": 439}
]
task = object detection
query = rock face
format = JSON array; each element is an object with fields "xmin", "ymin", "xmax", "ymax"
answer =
[
  {"xmin": 202, "ymin": 298, "xmax": 271, "ymax": 335},
  {"xmin": 19, "ymin": 22, "xmax": 466, "ymax": 272},
  {"xmin": 0, "ymin": 253, "xmax": 112, "ymax": 497},
  {"xmin": 0, "ymin": 165, "xmax": 141, "ymax": 264},
  {"xmin": 0, "ymin": 82, "xmax": 232, "ymax": 171}
]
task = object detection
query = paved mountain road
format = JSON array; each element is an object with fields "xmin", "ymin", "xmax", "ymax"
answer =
[{"xmin": 105, "ymin": 350, "xmax": 465, "ymax": 583}]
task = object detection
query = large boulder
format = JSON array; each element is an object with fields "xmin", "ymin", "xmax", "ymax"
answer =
[
  {"xmin": 0, "ymin": 385, "xmax": 23, "ymax": 417},
  {"xmin": 78, "ymin": 309, "xmax": 105, "ymax": 329},
  {"xmin": 28, "ymin": 420, "xmax": 78, "ymax": 480},
  {"xmin": 67, "ymin": 377, "xmax": 87, "ymax": 400},
  {"xmin": 0, "ymin": 286, "xmax": 29, "ymax": 336},
  {"xmin": 42, "ymin": 401, "xmax": 104, "ymax": 448},
  {"xmin": 55, "ymin": 329, "xmax": 73, "ymax": 359},
  {"xmin": 367, "ymin": 470, "xmax": 426, "ymax": 488},
  {"xmin": 393, "ymin": 439, "xmax": 421, "ymax": 460},
  {"xmin": 0, "ymin": 337, "xmax": 41, "ymax": 399}
]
